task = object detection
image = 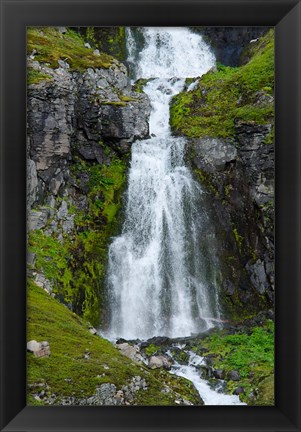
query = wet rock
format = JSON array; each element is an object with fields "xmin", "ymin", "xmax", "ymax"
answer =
[
  {"xmin": 213, "ymin": 369, "xmax": 225, "ymax": 380},
  {"xmin": 233, "ymin": 386, "xmax": 245, "ymax": 395},
  {"xmin": 169, "ymin": 347, "xmax": 189, "ymax": 365},
  {"xmin": 199, "ymin": 365, "xmax": 212, "ymax": 379},
  {"xmin": 227, "ymin": 370, "xmax": 241, "ymax": 381}
]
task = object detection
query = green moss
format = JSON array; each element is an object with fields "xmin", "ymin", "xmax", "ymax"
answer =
[
  {"xmin": 28, "ymin": 230, "xmax": 73, "ymax": 298},
  {"xmin": 29, "ymin": 158, "xmax": 127, "ymax": 327},
  {"xmin": 233, "ymin": 227, "xmax": 244, "ymax": 254},
  {"xmin": 27, "ymin": 280, "xmax": 202, "ymax": 405},
  {"xmin": 102, "ymin": 101, "xmax": 127, "ymax": 107},
  {"xmin": 170, "ymin": 29, "xmax": 274, "ymax": 139},
  {"xmin": 27, "ymin": 27, "xmax": 114, "ymax": 71},
  {"xmin": 27, "ymin": 69, "xmax": 52, "ymax": 85},
  {"xmin": 194, "ymin": 168, "xmax": 219, "ymax": 196},
  {"xmin": 264, "ymin": 126, "xmax": 274, "ymax": 145},
  {"xmin": 194, "ymin": 322, "xmax": 274, "ymax": 404},
  {"xmin": 84, "ymin": 27, "xmax": 126, "ymax": 62},
  {"xmin": 144, "ymin": 344, "xmax": 160, "ymax": 356},
  {"xmin": 133, "ymin": 78, "xmax": 150, "ymax": 93},
  {"xmin": 119, "ymin": 95, "xmax": 137, "ymax": 102}
]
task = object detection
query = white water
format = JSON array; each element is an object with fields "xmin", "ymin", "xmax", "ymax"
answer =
[
  {"xmin": 105, "ymin": 28, "xmax": 220, "ymax": 340},
  {"xmin": 170, "ymin": 351, "xmax": 245, "ymax": 405}
]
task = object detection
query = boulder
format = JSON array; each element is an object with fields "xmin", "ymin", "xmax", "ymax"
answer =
[
  {"xmin": 116, "ymin": 343, "xmax": 144, "ymax": 364},
  {"xmin": 233, "ymin": 386, "xmax": 245, "ymax": 395},
  {"xmin": 227, "ymin": 370, "xmax": 241, "ymax": 381},
  {"xmin": 192, "ymin": 137, "xmax": 237, "ymax": 172},
  {"xmin": 213, "ymin": 369, "xmax": 225, "ymax": 380},
  {"xmin": 27, "ymin": 340, "xmax": 51, "ymax": 357},
  {"xmin": 148, "ymin": 355, "xmax": 172, "ymax": 370}
]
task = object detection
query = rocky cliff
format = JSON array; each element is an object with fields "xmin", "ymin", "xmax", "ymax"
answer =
[
  {"xmin": 27, "ymin": 27, "xmax": 151, "ymax": 325},
  {"xmin": 170, "ymin": 29, "xmax": 274, "ymax": 319}
]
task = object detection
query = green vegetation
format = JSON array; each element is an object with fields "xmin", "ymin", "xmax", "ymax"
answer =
[
  {"xmin": 27, "ymin": 27, "xmax": 114, "ymax": 72},
  {"xmin": 27, "ymin": 280, "xmax": 202, "ymax": 406},
  {"xmin": 264, "ymin": 126, "xmax": 274, "ymax": 145},
  {"xmin": 82, "ymin": 27, "xmax": 126, "ymax": 63},
  {"xmin": 29, "ymin": 158, "xmax": 127, "ymax": 326},
  {"xmin": 27, "ymin": 69, "xmax": 52, "ymax": 85},
  {"xmin": 193, "ymin": 321, "xmax": 274, "ymax": 404},
  {"xmin": 102, "ymin": 101, "xmax": 127, "ymax": 107},
  {"xmin": 233, "ymin": 227, "xmax": 244, "ymax": 254},
  {"xmin": 170, "ymin": 29, "xmax": 274, "ymax": 139},
  {"xmin": 133, "ymin": 78, "xmax": 150, "ymax": 93},
  {"xmin": 144, "ymin": 344, "xmax": 160, "ymax": 356}
]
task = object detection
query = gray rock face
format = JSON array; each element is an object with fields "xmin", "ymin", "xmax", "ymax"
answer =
[
  {"xmin": 196, "ymin": 27, "xmax": 269, "ymax": 66},
  {"xmin": 246, "ymin": 259, "xmax": 268, "ymax": 295},
  {"xmin": 192, "ymin": 137, "xmax": 237, "ymax": 172},
  {"xmin": 34, "ymin": 272, "xmax": 53, "ymax": 295},
  {"xmin": 28, "ymin": 207, "xmax": 50, "ymax": 231},
  {"xmin": 188, "ymin": 120, "xmax": 274, "ymax": 313},
  {"xmin": 27, "ymin": 159, "xmax": 38, "ymax": 208},
  {"xmin": 236, "ymin": 122, "xmax": 274, "ymax": 206},
  {"xmin": 27, "ymin": 58, "xmax": 151, "ymax": 205}
]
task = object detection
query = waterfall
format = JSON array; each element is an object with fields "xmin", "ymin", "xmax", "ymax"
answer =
[{"xmin": 105, "ymin": 27, "xmax": 220, "ymax": 340}]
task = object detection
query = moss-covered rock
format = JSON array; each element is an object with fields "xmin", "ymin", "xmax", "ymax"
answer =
[
  {"xmin": 27, "ymin": 27, "xmax": 114, "ymax": 72},
  {"xmin": 170, "ymin": 29, "xmax": 274, "ymax": 139},
  {"xmin": 74, "ymin": 27, "xmax": 127, "ymax": 63}
]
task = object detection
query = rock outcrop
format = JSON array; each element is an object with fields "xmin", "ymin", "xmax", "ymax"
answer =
[
  {"xmin": 27, "ymin": 58, "xmax": 150, "ymax": 206},
  {"xmin": 187, "ymin": 119, "xmax": 274, "ymax": 316},
  {"xmin": 27, "ymin": 28, "xmax": 151, "ymax": 326},
  {"xmin": 192, "ymin": 26, "xmax": 270, "ymax": 66}
]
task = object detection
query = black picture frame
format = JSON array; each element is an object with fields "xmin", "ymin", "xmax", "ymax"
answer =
[{"xmin": 0, "ymin": 0, "xmax": 300, "ymax": 431}]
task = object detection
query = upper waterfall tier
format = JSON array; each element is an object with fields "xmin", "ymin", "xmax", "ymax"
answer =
[{"xmin": 127, "ymin": 27, "xmax": 215, "ymax": 79}]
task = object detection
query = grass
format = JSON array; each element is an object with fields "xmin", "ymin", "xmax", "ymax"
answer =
[
  {"xmin": 28, "ymin": 157, "xmax": 126, "ymax": 325},
  {"xmin": 29, "ymin": 158, "xmax": 128, "ymax": 326},
  {"xmin": 27, "ymin": 69, "xmax": 52, "ymax": 85},
  {"xmin": 27, "ymin": 27, "xmax": 114, "ymax": 72},
  {"xmin": 170, "ymin": 29, "xmax": 274, "ymax": 139},
  {"xmin": 193, "ymin": 321, "xmax": 274, "ymax": 404},
  {"xmin": 27, "ymin": 280, "xmax": 202, "ymax": 406}
]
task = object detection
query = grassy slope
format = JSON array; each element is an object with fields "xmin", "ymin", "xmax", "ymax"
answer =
[
  {"xmin": 27, "ymin": 280, "xmax": 201, "ymax": 406},
  {"xmin": 170, "ymin": 29, "xmax": 274, "ymax": 139}
]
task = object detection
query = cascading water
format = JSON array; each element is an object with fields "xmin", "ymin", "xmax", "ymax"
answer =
[{"xmin": 105, "ymin": 27, "xmax": 221, "ymax": 340}]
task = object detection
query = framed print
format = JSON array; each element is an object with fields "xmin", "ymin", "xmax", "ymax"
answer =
[{"xmin": 0, "ymin": 0, "xmax": 300, "ymax": 431}]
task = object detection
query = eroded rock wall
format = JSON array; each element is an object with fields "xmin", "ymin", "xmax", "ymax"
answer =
[{"xmin": 27, "ymin": 55, "xmax": 151, "ymax": 325}]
